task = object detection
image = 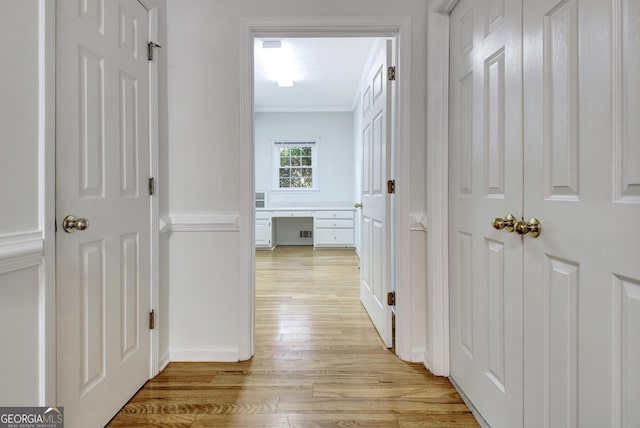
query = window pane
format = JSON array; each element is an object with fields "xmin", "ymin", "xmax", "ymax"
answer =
[
  {"xmin": 275, "ymin": 144, "xmax": 314, "ymax": 189},
  {"xmin": 279, "ymin": 178, "xmax": 290, "ymax": 188}
]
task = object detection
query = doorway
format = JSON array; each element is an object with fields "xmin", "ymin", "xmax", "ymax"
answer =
[
  {"xmin": 239, "ymin": 17, "xmax": 413, "ymax": 361},
  {"xmin": 253, "ymin": 35, "xmax": 395, "ymax": 347}
]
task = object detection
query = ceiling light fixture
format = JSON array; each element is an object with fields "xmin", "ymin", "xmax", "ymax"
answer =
[{"xmin": 260, "ymin": 40, "xmax": 296, "ymax": 88}]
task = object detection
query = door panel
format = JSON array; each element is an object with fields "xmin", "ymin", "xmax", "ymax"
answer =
[
  {"xmin": 449, "ymin": 0, "xmax": 523, "ymax": 426},
  {"xmin": 360, "ymin": 40, "xmax": 393, "ymax": 348},
  {"xmin": 56, "ymin": 1, "xmax": 151, "ymax": 426},
  {"xmin": 523, "ymin": 0, "xmax": 640, "ymax": 427}
]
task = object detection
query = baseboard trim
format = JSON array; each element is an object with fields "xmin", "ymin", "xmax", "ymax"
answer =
[
  {"xmin": 170, "ymin": 347, "xmax": 239, "ymax": 362},
  {"xmin": 158, "ymin": 350, "xmax": 171, "ymax": 372},
  {"xmin": 411, "ymin": 347, "xmax": 426, "ymax": 364},
  {"xmin": 0, "ymin": 231, "xmax": 44, "ymax": 275}
]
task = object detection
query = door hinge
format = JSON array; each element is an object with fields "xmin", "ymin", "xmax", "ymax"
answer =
[
  {"xmin": 149, "ymin": 310, "xmax": 155, "ymax": 330},
  {"xmin": 387, "ymin": 291, "xmax": 396, "ymax": 306},
  {"xmin": 387, "ymin": 179, "xmax": 396, "ymax": 194},
  {"xmin": 388, "ymin": 66, "xmax": 396, "ymax": 81},
  {"xmin": 148, "ymin": 177, "xmax": 155, "ymax": 196},
  {"xmin": 147, "ymin": 41, "xmax": 162, "ymax": 61}
]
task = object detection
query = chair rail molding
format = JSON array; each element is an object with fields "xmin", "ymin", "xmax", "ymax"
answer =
[
  {"xmin": 164, "ymin": 214, "xmax": 241, "ymax": 233},
  {"xmin": 0, "ymin": 231, "xmax": 44, "ymax": 275}
]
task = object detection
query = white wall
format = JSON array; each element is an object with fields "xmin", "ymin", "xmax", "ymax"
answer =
[
  {"xmin": 166, "ymin": 0, "xmax": 427, "ymax": 362},
  {"xmin": 255, "ymin": 112, "xmax": 356, "ymax": 207},
  {"xmin": 0, "ymin": 0, "xmax": 47, "ymax": 405}
]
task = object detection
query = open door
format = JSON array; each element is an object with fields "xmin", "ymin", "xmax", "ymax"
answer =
[
  {"xmin": 360, "ymin": 40, "xmax": 394, "ymax": 348},
  {"xmin": 56, "ymin": 1, "xmax": 152, "ymax": 425}
]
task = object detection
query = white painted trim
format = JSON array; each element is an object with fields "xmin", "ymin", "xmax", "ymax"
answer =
[
  {"xmin": 0, "ymin": 232, "xmax": 44, "ymax": 275},
  {"xmin": 170, "ymin": 347, "xmax": 239, "ymax": 362},
  {"xmin": 412, "ymin": 346, "xmax": 427, "ymax": 363},
  {"xmin": 424, "ymin": 4, "xmax": 454, "ymax": 376},
  {"xmin": 410, "ymin": 213, "xmax": 428, "ymax": 233},
  {"xmin": 159, "ymin": 214, "xmax": 171, "ymax": 234},
  {"xmin": 38, "ymin": 0, "xmax": 56, "ymax": 405},
  {"xmin": 168, "ymin": 214, "xmax": 241, "ymax": 232},
  {"xmin": 239, "ymin": 16, "xmax": 255, "ymax": 361},
  {"xmin": 240, "ymin": 15, "xmax": 413, "ymax": 362},
  {"xmin": 433, "ymin": 0, "xmax": 460, "ymax": 14},
  {"xmin": 144, "ymin": 0, "xmax": 162, "ymax": 381},
  {"xmin": 159, "ymin": 350, "xmax": 170, "ymax": 372}
]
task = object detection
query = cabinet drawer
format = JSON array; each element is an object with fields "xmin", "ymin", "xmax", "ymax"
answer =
[
  {"xmin": 315, "ymin": 229, "xmax": 354, "ymax": 246},
  {"xmin": 315, "ymin": 219, "xmax": 354, "ymax": 229},
  {"xmin": 315, "ymin": 210, "xmax": 353, "ymax": 220},
  {"xmin": 277, "ymin": 211, "xmax": 313, "ymax": 218}
]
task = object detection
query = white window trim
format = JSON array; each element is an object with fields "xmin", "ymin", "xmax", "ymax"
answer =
[{"xmin": 272, "ymin": 140, "xmax": 318, "ymax": 191}]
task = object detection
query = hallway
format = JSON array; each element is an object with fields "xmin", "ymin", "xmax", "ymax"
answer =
[{"xmin": 108, "ymin": 246, "xmax": 477, "ymax": 427}]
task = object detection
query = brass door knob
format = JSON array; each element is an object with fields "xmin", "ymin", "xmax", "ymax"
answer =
[
  {"xmin": 354, "ymin": 203, "xmax": 362, "ymax": 208},
  {"xmin": 63, "ymin": 215, "xmax": 90, "ymax": 233},
  {"xmin": 491, "ymin": 214, "xmax": 516, "ymax": 232},
  {"xmin": 514, "ymin": 218, "xmax": 542, "ymax": 238}
]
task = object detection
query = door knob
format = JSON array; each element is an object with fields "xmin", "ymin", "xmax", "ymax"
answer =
[
  {"xmin": 514, "ymin": 218, "xmax": 542, "ymax": 238},
  {"xmin": 491, "ymin": 214, "xmax": 516, "ymax": 232},
  {"xmin": 63, "ymin": 215, "xmax": 90, "ymax": 233},
  {"xmin": 354, "ymin": 202, "xmax": 362, "ymax": 208}
]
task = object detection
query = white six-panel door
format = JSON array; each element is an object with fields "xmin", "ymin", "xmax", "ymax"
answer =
[
  {"xmin": 523, "ymin": 0, "xmax": 640, "ymax": 426},
  {"xmin": 56, "ymin": 1, "xmax": 151, "ymax": 426},
  {"xmin": 448, "ymin": 1, "xmax": 524, "ymax": 426},
  {"xmin": 360, "ymin": 40, "xmax": 393, "ymax": 348}
]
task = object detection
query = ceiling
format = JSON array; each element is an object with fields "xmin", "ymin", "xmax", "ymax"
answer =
[{"xmin": 254, "ymin": 37, "xmax": 379, "ymax": 112}]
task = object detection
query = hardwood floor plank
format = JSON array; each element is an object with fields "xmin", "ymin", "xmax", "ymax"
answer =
[
  {"xmin": 107, "ymin": 413, "xmax": 197, "ymax": 427},
  {"xmin": 192, "ymin": 414, "xmax": 290, "ymax": 428},
  {"xmin": 287, "ymin": 413, "xmax": 400, "ymax": 427},
  {"xmin": 109, "ymin": 246, "xmax": 478, "ymax": 427}
]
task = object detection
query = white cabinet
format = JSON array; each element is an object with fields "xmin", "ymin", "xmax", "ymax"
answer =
[
  {"xmin": 314, "ymin": 210, "xmax": 354, "ymax": 248},
  {"xmin": 255, "ymin": 212, "xmax": 273, "ymax": 249},
  {"xmin": 256, "ymin": 208, "xmax": 355, "ymax": 249}
]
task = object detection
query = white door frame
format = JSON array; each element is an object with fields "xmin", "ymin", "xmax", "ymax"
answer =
[
  {"xmin": 239, "ymin": 16, "xmax": 413, "ymax": 362},
  {"xmin": 424, "ymin": 0, "xmax": 460, "ymax": 376},
  {"xmin": 44, "ymin": 0, "xmax": 163, "ymax": 404},
  {"xmin": 137, "ymin": 0, "xmax": 162, "ymax": 380}
]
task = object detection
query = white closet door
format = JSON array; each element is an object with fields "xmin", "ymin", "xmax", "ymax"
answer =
[
  {"xmin": 523, "ymin": 0, "xmax": 640, "ymax": 426},
  {"xmin": 448, "ymin": 0, "xmax": 524, "ymax": 426}
]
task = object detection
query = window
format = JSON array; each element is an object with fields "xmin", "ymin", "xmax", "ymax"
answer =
[{"xmin": 274, "ymin": 141, "xmax": 316, "ymax": 190}]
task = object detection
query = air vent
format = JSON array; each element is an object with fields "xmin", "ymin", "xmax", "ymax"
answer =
[
  {"xmin": 255, "ymin": 192, "xmax": 265, "ymax": 208},
  {"xmin": 299, "ymin": 230, "xmax": 313, "ymax": 238}
]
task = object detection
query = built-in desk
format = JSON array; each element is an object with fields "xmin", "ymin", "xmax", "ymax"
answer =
[{"xmin": 255, "ymin": 208, "xmax": 355, "ymax": 249}]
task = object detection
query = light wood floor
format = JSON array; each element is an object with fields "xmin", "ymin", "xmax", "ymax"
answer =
[{"xmin": 109, "ymin": 246, "xmax": 478, "ymax": 427}]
